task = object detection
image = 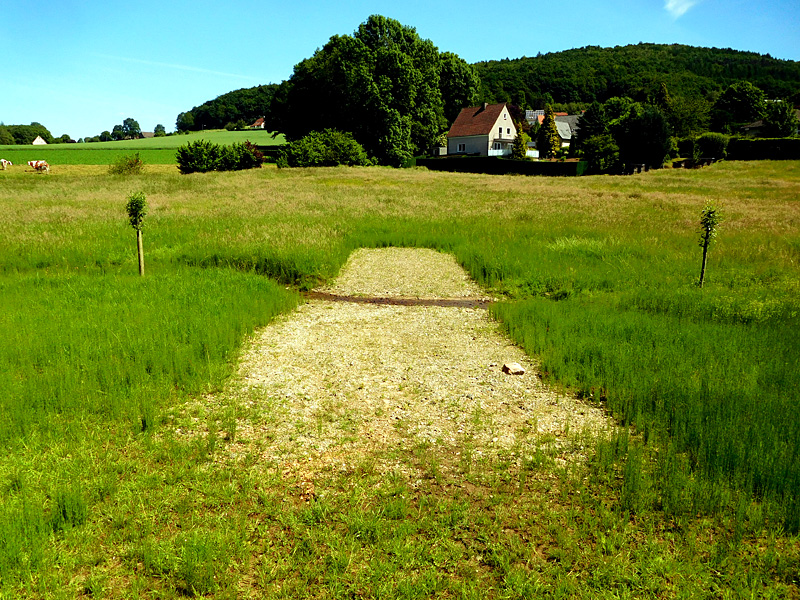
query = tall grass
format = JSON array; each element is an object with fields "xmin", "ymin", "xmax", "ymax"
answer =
[{"xmin": 0, "ymin": 269, "xmax": 298, "ymax": 443}]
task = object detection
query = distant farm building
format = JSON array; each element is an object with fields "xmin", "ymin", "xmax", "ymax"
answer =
[{"xmin": 32, "ymin": 136, "xmax": 47, "ymax": 145}]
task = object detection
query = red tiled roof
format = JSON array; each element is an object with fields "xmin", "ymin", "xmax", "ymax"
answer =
[{"xmin": 448, "ymin": 103, "xmax": 507, "ymax": 137}]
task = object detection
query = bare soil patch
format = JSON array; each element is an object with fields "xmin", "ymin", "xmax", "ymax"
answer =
[{"xmin": 194, "ymin": 247, "xmax": 611, "ymax": 483}]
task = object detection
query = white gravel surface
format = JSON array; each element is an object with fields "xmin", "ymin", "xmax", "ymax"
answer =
[{"xmin": 189, "ymin": 248, "xmax": 612, "ymax": 479}]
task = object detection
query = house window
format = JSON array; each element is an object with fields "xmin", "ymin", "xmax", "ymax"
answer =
[
  {"xmin": 507, "ymin": 128, "xmax": 511, "ymax": 135},
  {"xmin": 503, "ymin": 113, "xmax": 507, "ymax": 120},
  {"xmin": 499, "ymin": 127, "xmax": 503, "ymax": 136},
  {"xmin": 493, "ymin": 142, "xmax": 501, "ymax": 150},
  {"xmin": 457, "ymin": 143, "xmax": 466, "ymax": 152}
]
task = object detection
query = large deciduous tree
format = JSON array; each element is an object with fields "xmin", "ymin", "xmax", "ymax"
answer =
[
  {"xmin": 611, "ymin": 103, "xmax": 672, "ymax": 169},
  {"xmin": 711, "ymin": 81, "xmax": 766, "ymax": 133},
  {"xmin": 439, "ymin": 51, "xmax": 482, "ymax": 123},
  {"xmin": 761, "ymin": 100, "xmax": 800, "ymax": 137},
  {"xmin": 0, "ymin": 125, "xmax": 14, "ymax": 145},
  {"xmin": 265, "ymin": 15, "xmax": 480, "ymax": 166},
  {"xmin": 122, "ymin": 118, "xmax": 142, "ymax": 140},
  {"xmin": 573, "ymin": 101, "xmax": 606, "ymax": 153}
]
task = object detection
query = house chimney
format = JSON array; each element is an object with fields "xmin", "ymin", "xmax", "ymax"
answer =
[{"xmin": 482, "ymin": 102, "xmax": 489, "ymax": 110}]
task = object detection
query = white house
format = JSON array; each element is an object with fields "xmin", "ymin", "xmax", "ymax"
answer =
[
  {"xmin": 448, "ymin": 103, "xmax": 517, "ymax": 157},
  {"xmin": 32, "ymin": 135, "xmax": 47, "ymax": 145}
]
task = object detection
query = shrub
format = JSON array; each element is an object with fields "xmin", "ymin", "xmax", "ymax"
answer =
[
  {"xmin": 581, "ymin": 134, "xmax": 620, "ymax": 174},
  {"xmin": 279, "ymin": 129, "xmax": 371, "ymax": 168},
  {"xmin": 176, "ymin": 140, "xmax": 264, "ymax": 174},
  {"xmin": 108, "ymin": 152, "xmax": 144, "ymax": 175},
  {"xmin": 697, "ymin": 132, "xmax": 730, "ymax": 159},
  {"xmin": 176, "ymin": 140, "xmax": 220, "ymax": 174},
  {"xmin": 228, "ymin": 141, "xmax": 265, "ymax": 171}
]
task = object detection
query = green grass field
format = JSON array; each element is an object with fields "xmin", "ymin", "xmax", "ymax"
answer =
[
  {"xmin": 0, "ymin": 160, "xmax": 798, "ymax": 598},
  {"xmin": 0, "ymin": 129, "xmax": 285, "ymax": 165}
]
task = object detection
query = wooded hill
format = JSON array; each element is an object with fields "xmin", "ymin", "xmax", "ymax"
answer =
[
  {"xmin": 176, "ymin": 43, "xmax": 800, "ymax": 132},
  {"xmin": 475, "ymin": 43, "xmax": 800, "ymax": 108},
  {"xmin": 176, "ymin": 84, "xmax": 279, "ymax": 132}
]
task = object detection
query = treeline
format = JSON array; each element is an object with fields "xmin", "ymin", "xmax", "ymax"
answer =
[
  {"xmin": 175, "ymin": 41, "xmax": 800, "ymax": 145},
  {"xmin": 474, "ymin": 43, "xmax": 800, "ymax": 108},
  {"xmin": 0, "ymin": 123, "xmax": 54, "ymax": 145},
  {"xmin": 176, "ymin": 84, "xmax": 279, "ymax": 132}
]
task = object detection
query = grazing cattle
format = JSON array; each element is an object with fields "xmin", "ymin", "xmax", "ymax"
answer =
[
  {"xmin": 28, "ymin": 160, "xmax": 49, "ymax": 173},
  {"xmin": 0, "ymin": 159, "xmax": 11, "ymax": 170}
]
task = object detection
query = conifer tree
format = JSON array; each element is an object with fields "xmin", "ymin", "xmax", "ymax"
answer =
[
  {"xmin": 511, "ymin": 131, "xmax": 529, "ymax": 160},
  {"xmin": 537, "ymin": 105, "xmax": 560, "ymax": 159}
]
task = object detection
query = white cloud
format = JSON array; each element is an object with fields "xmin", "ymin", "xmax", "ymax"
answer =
[
  {"xmin": 665, "ymin": 0, "xmax": 698, "ymax": 18},
  {"xmin": 91, "ymin": 53, "xmax": 256, "ymax": 81}
]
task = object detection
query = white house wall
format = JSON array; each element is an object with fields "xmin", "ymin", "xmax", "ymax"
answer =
[
  {"xmin": 448, "ymin": 135, "xmax": 489, "ymax": 155},
  {"xmin": 492, "ymin": 107, "xmax": 517, "ymax": 144}
]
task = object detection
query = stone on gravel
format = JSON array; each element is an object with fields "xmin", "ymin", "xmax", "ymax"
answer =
[{"xmin": 502, "ymin": 362, "xmax": 526, "ymax": 375}]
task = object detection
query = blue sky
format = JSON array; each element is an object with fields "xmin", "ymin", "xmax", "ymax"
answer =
[{"xmin": 1, "ymin": 0, "xmax": 798, "ymax": 139}]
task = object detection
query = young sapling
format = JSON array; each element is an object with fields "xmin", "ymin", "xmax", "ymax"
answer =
[
  {"xmin": 126, "ymin": 191, "xmax": 148, "ymax": 276},
  {"xmin": 698, "ymin": 201, "xmax": 721, "ymax": 288}
]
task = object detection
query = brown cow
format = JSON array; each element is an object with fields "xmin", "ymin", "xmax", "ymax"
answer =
[{"xmin": 28, "ymin": 160, "xmax": 49, "ymax": 173}]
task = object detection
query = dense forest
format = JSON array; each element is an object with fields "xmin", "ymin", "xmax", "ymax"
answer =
[
  {"xmin": 475, "ymin": 43, "xmax": 800, "ymax": 108},
  {"xmin": 176, "ymin": 84, "xmax": 279, "ymax": 132}
]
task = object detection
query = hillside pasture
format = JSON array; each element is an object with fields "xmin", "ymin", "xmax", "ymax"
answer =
[
  {"xmin": 0, "ymin": 161, "xmax": 798, "ymax": 598},
  {"xmin": 0, "ymin": 129, "xmax": 285, "ymax": 166}
]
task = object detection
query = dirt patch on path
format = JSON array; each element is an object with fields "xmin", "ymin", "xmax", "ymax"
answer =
[{"xmin": 207, "ymin": 248, "xmax": 611, "ymax": 481}]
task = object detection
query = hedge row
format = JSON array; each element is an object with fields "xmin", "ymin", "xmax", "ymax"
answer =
[
  {"xmin": 727, "ymin": 138, "xmax": 800, "ymax": 160},
  {"xmin": 176, "ymin": 140, "xmax": 264, "ymax": 174},
  {"xmin": 417, "ymin": 156, "xmax": 588, "ymax": 176}
]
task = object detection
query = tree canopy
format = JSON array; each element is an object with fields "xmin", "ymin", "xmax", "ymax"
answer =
[
  {"xmin": 474, "ymin": 43, "xmax": 800, "ymax": 109},
  {"xmin": 4, "ymin": 122, "xmax": 53, "ymax": 145},
  {"xmin": 0, "ymin": 125, "xmax": 14, "ymax": 145},
  {"xmin": 711, "ymin": 81, "xmax": 767, "ymax": 133},
  {"xmin": 264, "ymin": 15, "xmax": 481, "ymax": 166},
  {"xmin": 612, "ymin": 103, "xmax": 673, "ymax": 168},
  {"xmin": 122, "ymin": 118, "xmax": 142, "ymax": 140},
  {"xmin": 176, "ymin": 84, "xmax": 279, "ymax": 132},
  {"xmin": 761, "ymin": 100, "xmax": 800, "ymax": 137}
]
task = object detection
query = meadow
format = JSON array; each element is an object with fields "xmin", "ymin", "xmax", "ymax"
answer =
[
  {"xmin": 0, "ymin": 129, "xmax": 284, "ymax": 166},
  {"xmin": 0, "ymin": 159, "xmax": 798, "ymax": 598}
]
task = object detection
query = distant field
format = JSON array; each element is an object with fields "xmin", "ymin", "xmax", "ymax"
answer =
[{"xmin": 0, "ymin": 129, "xmax": 285, "ymax": 165}]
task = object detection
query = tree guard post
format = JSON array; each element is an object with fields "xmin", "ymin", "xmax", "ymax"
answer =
[{"xmin": 137, "ymin": 229, "xmax": 145, "ymax": 276}]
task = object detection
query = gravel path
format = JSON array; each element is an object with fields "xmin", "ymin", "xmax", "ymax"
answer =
[{"xmin": 207, "ymin": 248, "xmax": 611, "ymax": 480}]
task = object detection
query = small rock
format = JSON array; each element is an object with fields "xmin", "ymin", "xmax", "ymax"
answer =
[{"xmin": 502, "ymin": 362, "xmax": 525, "ymax": 375}]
